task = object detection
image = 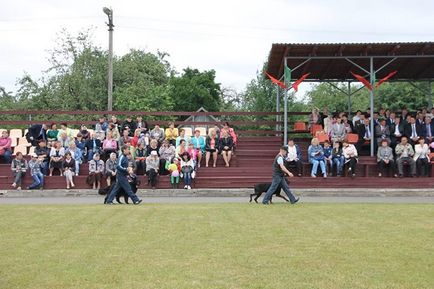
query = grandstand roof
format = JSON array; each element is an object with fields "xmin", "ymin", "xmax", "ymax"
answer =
[{"xmin": 267, "ymin": 42, "xmax": 434, "ymax": 82}]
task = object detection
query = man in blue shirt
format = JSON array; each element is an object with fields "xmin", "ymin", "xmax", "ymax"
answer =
[
  {"xmin": 262, "ymin": 146, "xmax": 300, "ymax": 205},
  {"xmin": 105, "ymin": 145, "xmax": 142, "ymax": 205}
]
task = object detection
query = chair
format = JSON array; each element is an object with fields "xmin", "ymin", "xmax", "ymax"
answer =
[
  {"xmin": 294, "ymin": 122, "xmax": 307, "ymax": 132},
  {"xmin": 28, "ymin": 146, "xmax": 35, "ymax": 156},
  {"xmin": 18, "ymin": 137, "xmax": 31, "ymax": 147},
  {"xmin": 13, "ymin": 145, "xmax": 28, "ymax": 156},
  {"xmin": 9, "ymin": 129, "xmax": 23, "ymax": 139},
  {"xmin": 346, "ymin": 133, "xmax": 359, "ymax": 144},
  {"xmin": 183, "ymin": 127, "xmax": 193, "ymax": 137},
  {"xmin": 310, "ymin": 124, "xmax": 323, "ymax": 136},
  {"xmin": 317, "ymin": 133, "xmax": 330, "ymax": 143},
  {"xmin": 10, "ymin": 137, "xmax": 18, "ymax": 148},
  {"xmin": 24, "ymin": 129, "xmax": 28, "ymax": 136},
  {"xmin": 70, "ymin": 129, "xmax": 80, "ymax": 138},
  {"xmin": 430, "ymin": 152, "xmax": 434, "ymax": 164},
  {"xmin": 195, "ymin": 127, "xmax": 207, "ymax": 136}
]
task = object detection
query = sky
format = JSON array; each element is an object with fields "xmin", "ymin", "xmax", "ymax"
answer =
[{"xmin": 1, "ymin": 0, "xmax": 433, "ymax": 97}]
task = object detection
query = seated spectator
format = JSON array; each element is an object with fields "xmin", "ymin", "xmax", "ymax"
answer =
[
  {"xmin": 49, "ymin": 141, "xmax": 65, "ymax": 176},
  {"xmin": 62, "ymin": 152, "xmax": 75, "ymax": 189},
  {"xmin": 424, "ymin": 116, "xmax": 433, "ymax": 144},
  {"xmin": 85, "ymin": 133, "xmax": 102, "ymax": 162},
  {"xmin": 404, "ymin": 116, "xmax": 422, "ymax": 145},
  {"xmin": 342, "ymin": 115, "xmax": 353, "ymax": 133},
  {"xmin": 26, "ymin": 123, "xmax": 47, "ymax": 146},
  {"xmin": 106, "ymin": 123, "xmax": 120, "ymax": 141},
  {"xmin": 176, "ymin": 128, "xmax": 190, "ymax": 147},
  {"xmin": 186, "ymin": 143, "xmax": 198, "ymax": 169},
  {"xmin": 180, "ymin": 152, "xmax": 195, "ymax": 190},
  {"xmin": 168, "ymin": 157, "xmax": 181, "ymax": 189},
  {"xmin": 11, "ymin": 152, "xmax": 28, "ymax": 190},
  {"xmin": 219, "ymin": 129, "xmax": 233, "ymax": 167},
  {"xmin": 87, "ymin": 153, "xmax": 105, "ymax": 190},
  {"xmin": 150, "ymin": 124, "xmax": 165, "ymax": 144},
  {"xmin": 105, "ymin": 152, "xmax": 117, "ymax": 186},
  {"xmin": 308, "ymin": 107, "xmax": 320, "ymax": 129},
  {"xmin": 390, "ymin": 116, "xmax": 404, "ymax": 148},
  {"xmin": 59, "ymin": 123, "xmax": 74, "ymax": 139},
  {"xmin": 165, "ymin": 122, "xmax": 178, "ymax": 146},
  {"xmin": 355, "ymin": 118, "xmax": 372, "ymax": 152},
  {"xmin": 79, "ymin": 125, "xmax": 90, "ymax": 140},
  {"xmin": 102, "ymin": 132, "xmax": 118, "ymax": 160},
  {"xmin": 147, "ymin": 139, "xmax": 159, "ymax": 156},
  {"xmin": 122, "ymin": 116, "xmax": 137, "ymax": 137},
  {"xmin": 285, "ymin": 139, "xmax": 302, "ymax": 177},
  {"xmin": 352, "ymin": 110, "xmax": 363, "ymax": 126},
  {"xmin": 136, "ymin": 116, "xmax": 149, "ymax": 134},
  {"xmin": 75, "ymin": 133, "xmax": 86, "ymax": 152},
  {"xmin": 27, "ymin": 153, "xmax": 44, "ymax": 190},
  {"xmin": 414, "ymin": 137, "xmax": 430, "ymax": 177},
  {"xmin": 308, "ymin": 137, "xmax": 326, "ymax": 178},
  {"xmin": 342, "ymin": 139, "xmax": 358, "ymax": 178},
  {"xmin": 46, "ymin": 123, "xmax": 59, "ymax": 145},
  {"xmin": 375, "ymin": 118, "xmax": 391, "ymax": 148},
  {"xmin": 377, "ymin": 139, "xmax": 396, "ymax": 177},
  {"xmin": 323, "ymin": 114, "xmax": 333, "ymax": 135},
  {"xmin": 222, "ymin": 122, "xmax": 238, "ymax": 148},
  {"xmin": 146, "ymin": 151, "xmax": 159, "ymax": 189},
  {"xmin": 35, "ymin": 139, "xmax": 49, "ymax": 175},
  {"xmin": 134, "ymin": 142, "xmax": 147, "ymax": 174},
  {"xmin": 331, "ymin": 141, "xmax": 344, "ymax": 177},
  {"xmin": 110, "ymin": 115, "xmax": 121, "ymax": 134},
  {"xmin": 127, "ymin": 152, "xmax": 137, "ymax": 173},
  {"xmin": 159, "ymin": 140, "xmax": 175, "ymax": 172},
  {"xmin": 330, "ymin": 116, "xmax": 346, "ymax": 143},
  {"xmin": 66, "ymin": 142, "xmax": 83, "ymax": 175},
  {"xmin": 58, "ymin": 132, "xmax": 71, "ymax": 149},
  {"xmin": 95, "ymin": 116, "xmax": 107, "ymax": 141},
  {"xmin": 118, "ymin": 129, "xmax": 131, "ymax": 149},
  {"xmin": 176, "ymin": 139, "xmax": 188, "ymax": 158},
  {"xmin": 205, "ymin": 128, "xmax": 219, "ymax": 168},
  {"xmin": 395, "ymin": 136, "xmax": 416, "ymax": 177},
  {"xmin": 0, "ymin": 130, "xmax": 12, "ymax": 164},
  {"xmin": 323, "ymin": 140, "xmax": 332, "ymax": 174},
  {"xmin": 190, "ymin": 129, "xmax": 205, "ymax": 167},
  {"xmin": 131, "ymin": 129, "xmax": 144, "ymax": 148}
]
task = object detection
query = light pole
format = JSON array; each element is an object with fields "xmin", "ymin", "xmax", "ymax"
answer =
[{"xmin": 103, "ymin": 7, "xmax": 114, "ymax": 112}]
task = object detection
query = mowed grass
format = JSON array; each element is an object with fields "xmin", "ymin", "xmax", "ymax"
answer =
[{"xmin": 0, "ymin": 203, "xmax": 433, "ymax": 289}]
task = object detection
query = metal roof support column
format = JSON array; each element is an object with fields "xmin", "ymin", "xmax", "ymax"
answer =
[
  {"xmin": 283, "ymin": 88, "xmax": 288, "ymax": 145},
  {"xmin": 348, "ymin": 82, "xmax": 352, "ymax": 117},
  {"xmin": 276, "ymin": 86, "xmax": 281, "ymax": 133},
  {"xmin": 369, "ymin": 57, "xmax": 375, "ymax": 157}
]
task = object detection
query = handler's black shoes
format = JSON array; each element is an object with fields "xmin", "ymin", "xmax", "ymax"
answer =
[
  {"xmin": 134, "ymin": 199, "xmax": 142, "ymax": 205},
  {"xmin": 291, "ymin": 197, "xmax": 300, "ymax": 204}
]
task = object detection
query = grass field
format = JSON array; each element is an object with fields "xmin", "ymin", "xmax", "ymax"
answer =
[{"xmin": 0, "ymin": 203, "xmax": 433, "ymax": 289}]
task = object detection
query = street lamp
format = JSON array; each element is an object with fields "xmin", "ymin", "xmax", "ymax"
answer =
[{"xmin": 103, "ymin": 7, "xmax": 114, "ymax": 112}]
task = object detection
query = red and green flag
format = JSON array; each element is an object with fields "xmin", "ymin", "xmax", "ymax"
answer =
[
  {"xmin": 292, "ymin": 73, "xmax": 310, "ymax": 92},
  {"xmin": 375, "ymin": 70, "xmax": 397, "ymax": 88},
  {"xmin": 265, "ymin": 72, "xmax": 287, "ymax": 89},
  {"xmin": 284, "ymin": 62, "xmax": 292, "ymax": 87},
  {"xmin": 350, "ymin": 71, "xmax": 372, "ymax": 91}
]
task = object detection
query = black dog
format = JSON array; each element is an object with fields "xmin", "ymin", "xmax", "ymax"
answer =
[
  {"xmin": 250, "ymin": 183, "xmax": 290, "ymax": 203},
  {"xmin": 99, "ymin": 174, "xmax": 140, "ymax": 204}
]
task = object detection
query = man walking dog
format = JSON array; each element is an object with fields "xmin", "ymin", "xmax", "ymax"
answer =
[
  {"xmin": 262, "ymin": 146, "xmax": 300, "ymax": 205},
  {"xmin": 105, "ymin": 145, "xmax": 142, "ymax": 205}
]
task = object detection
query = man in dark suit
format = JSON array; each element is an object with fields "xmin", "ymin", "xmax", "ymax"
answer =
[
  {"xmin": 355, "ymin": 118, "xmax": 372, "ymax": 153},
  {"xmin": 424, "ymin": 116, "xmax": 434, "ymax": 144},
  {"xmin": 26, "ymin": 124, "xmax": 47, "ymax": 146},
  {"xmin": 85, "ymin": 133, "xmax": 102, "ymax": 162},
  {"xmin": 389, "ymin": 116, "xmax": 404, "ymax": 149},
  {"xmin": 387, "ymin": 112, "xmax": 396, "ymax": 127},
  {"xmin": 375, "ymin": 118, "xmax": 391, "ymax": 148},
  {"xmin": 404, "ymin": 116, "xmax": 425, "ymax": 145}
]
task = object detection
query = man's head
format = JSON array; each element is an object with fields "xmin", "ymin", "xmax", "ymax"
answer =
[
  {"xmin": 364, "ymin": 118, "xmax": 370, "ymax": 125},
  {"xmin": 121, "ymin": 145, "xmax": 130, "ymax": 155},
  {"xmin": 1, "ymin": 131, "xmax": 8, "ymax": 138},
  {"xmin": 194, "ymin": 129, "xmax": 201, "ymax": 137},
  {"xmin": 16, "ymin": 152, "xmax": 23, "ymax": 160},
  {"xmin": 409, "ymin": 116, "xmax": 416, "ymax": 124},
  {"xmin": 425, "ymin": 116, "xmax": 432, "ymax": 124},
  {"xmin": 380, "ymin": 119, "xmax": 386, "ymax": 126},
  {"xmin": 323, "ymin": 140, "xmax": 330, "ymax": 147},
  {"xmin": 280, "ymin": 145, "xmax": 288, "ymax": 155},
  {"xmin": 287, "ymin": 139, "xmax": 295, "ymax": 147},
  {"xmin": 93, "ymin": 153, "xmax": 101, "ymax": 160}
]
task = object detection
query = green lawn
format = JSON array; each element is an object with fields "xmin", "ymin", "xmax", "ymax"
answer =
[{"xmin": 0, "ymin": 203, "xmax": 433, "ymax": 289}]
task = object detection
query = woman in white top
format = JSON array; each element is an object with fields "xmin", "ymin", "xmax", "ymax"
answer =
[
  {"xmin": 342, "ymin": 139, "xmax": 358, "ymax": 178},
  {"xmin": 414, "ymin": 137, "xmax": 430, "ymax": 177}
]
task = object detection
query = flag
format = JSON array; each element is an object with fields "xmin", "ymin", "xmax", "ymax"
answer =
[
  {"xmin": 265, "ymin": 72, "xmax": 287, "ymax": 89},
  {"xmin": 284, "ymin": 63, "xmax": 291, "ymax": 87},
  {"xmin": 292, "ymin": 73, "xmax": 310, "ymax": 92},
  {"xmin": 375, "ymin": 70, "xmax": 397, "ymax": 88},
  {"xmin": 350, "ymin": 71, "xmax": 372, "ymax": 91}
]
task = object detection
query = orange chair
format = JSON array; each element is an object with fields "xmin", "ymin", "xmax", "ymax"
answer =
[
  {"xmin": 310, "ymin": 124, "xmax": 323, "ymax": 136},
  {"xmin": 346, "ymin": 133, "xmax": 359, "ymax": 144},
  {"xmin": 430, "ymin": 152, "xmax": 434, "ymax": 163},
  {"xmin": 317, "ymin": 133, "xmax": 330, "ymax": 143},
  {"xmin": 294, "ymin": 122, "xmax": 307, "ymax": 132},
  {"xmin": 18, "ymin": 137, "xmax": 31, "ymax": 147},
  {"xmin": 13, "ymin": 145, "xmax": 28, "ymax": 156}
]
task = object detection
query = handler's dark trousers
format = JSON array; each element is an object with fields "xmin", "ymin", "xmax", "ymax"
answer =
[
  {"xmin": 106, "ymin": 174, "xmax": 140, "ymax": 203},
  {"xmin": 262, "ymin": 175, "xmax": 297, "ymax": 204}
]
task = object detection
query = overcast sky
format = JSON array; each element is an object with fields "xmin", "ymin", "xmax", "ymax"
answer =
[{"xmin": 1, "ymin": 0, "xmax": 433, "ymax": 96}]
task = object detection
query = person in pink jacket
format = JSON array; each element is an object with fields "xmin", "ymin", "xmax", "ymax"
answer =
[{"xmin": 0, "ymin": 130, "xmax": 12, "ymax": 163}]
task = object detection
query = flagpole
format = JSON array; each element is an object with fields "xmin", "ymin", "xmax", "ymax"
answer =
[
  {"xmin": 276, "ymin": 86, "xmax": 280, "ymax": 133},
  {"xmin": 369, "ymin": 57, "xmax": 375, "ymax": 157},
  {"xmin": 283, "ymin": 87, "xmax": 288, "ymax": 145}
]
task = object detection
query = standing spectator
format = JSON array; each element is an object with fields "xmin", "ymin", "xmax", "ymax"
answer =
[
  {"xmin": 79, "ymin": 125, "xmax": 90, "ymax": 140},
  {"xmin": 285, "ymin": 139, "xmax": 302, "ymax": 177},
  {"xmin": 414, "ymin": 138, "xmax": 430, "ymax": 177},
  {"xmin": 102, "ymin": 132, "xmax": 118, "ymax": 160},
  {"xmin": 85, "ymin": 133, "xmax": 102, "ymax": 162},
  {"xmin": 110, "ymin": 115, "xmax": 121, "ymax": 134},
  {"xmin": 150, "ymin": 124, "xmax": 165, "ymax": 144},
  {"xmin": 106, "ymin": 123, "xmax": 120, "ymax": 141},
  {"xmin": 395, "ymin": 136, "xmax": 416, "ymax": 177},
  {"xmin": 165, "ymin": 122, "xmax": 179, "ymax": 146},
  {"xmin": 0, "ymin": 130, "xmax": 12, "ymax": 164},
  {"xmin": 375, "ymin": 118, "xmax": 391, "ymax": 148},
  {"xmin": 401, "ymin": 108, "xmax": 409, "ymax": 125},
  {"xmin": 58, "ymin": 132, "xmax": 71, "ymax": 149},
  {"xmin": 49, "ymin": 141, "xmax": 65, "ymax": 176},
  {"xmin": 35, "ymin": 139, "xmax": 49, "ymax": 175},
  {"xmin": 146, "ymin": 151, "xmax": 160, "ymax": 189},
  {"xmin": 377, "ymin": 139, "xmax": 396, "ymax": 177},
  {"xmin": 46, "ymin": 123, "xmax": 59, "ymax": 146},
  {"xmin": 66, "ymin": 142, "xmax": 83, "ymax": 175},
  {"xmin": 180, "ymin": 152, "xmax": 194, "ymax": 190},
  {"xmin": 319, "ymin": 107, "xmax": 329, "ymax": 127},
  {"xmin": 59, "ymin": 123, "xmax": 74, "ymax": 139},
  {"xmin": 27, "ymin": 153, "xmax": 44, "ymax": 190},
  {"xmin": 26, "ymin": 123, "xmax": 47, "ymax": 146},
  {"xmin": 331, "ymin": 142, "xmax": 344, "ymax": 177},
  {"xmin": 105, "ymin": 152, "xmax": 117, "ymax": 186},
  {"xmin": 136, "ymin": 116, "xmax": 149, "ymax": 134},
  {"xmin": 88, "ymin": 153, "xmax": 105, "ymax": 190},
  {"xmin": 342, "ymin": 115, "xmax": 353, "ymax": 133},
  {"xmin": 308, "ymin": 107, "xmax": 320, "ymax": 129},
  {"xmin": 330, "ymin": 116, "xmax": 346, "ymax": 143},
  {"xmin": 95, "ymin": 117, "xmax": 107, "ymax": 141},
  {"xmin": 352, "ymin": 110, "xmax": 363, "ymax": 126},
  {"xmin": 219, "ymin": 129, "xmax": 233, "ymax": 167},
  {"xmin": 308, "ymin": 138, "xmax": 326, "ymax": 178},
  {"xmin": 342, "ymin": 139, "xmax": 358, "ymax": 178},
  {"xmin": 62, "ymin": 152, "xmax": 75, "ymax": 189},
  {"xmin": 134, "ymin": 142, "xmax": 147, "ymax": 174},
  {"xmin": 323, "ymin": 114, "xmax": 333, "ymax": 136},
  {"xmin": 205, "ymin": 129, "xmax": 219, "ymax": 168},
  {"xmin": 11, "ymin": 152, "xmax": 28, "ymax": 190},
  {"xmin": 176, "ymin": 129, "xmax": 190, "ymax": 147},
  {"xmin": 122, "ymin": 116, "xmax": 137, "ymax": 136},
  {"xmin": 190, "ymin": 129, "xmax": 205, "ymax": 167}
]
